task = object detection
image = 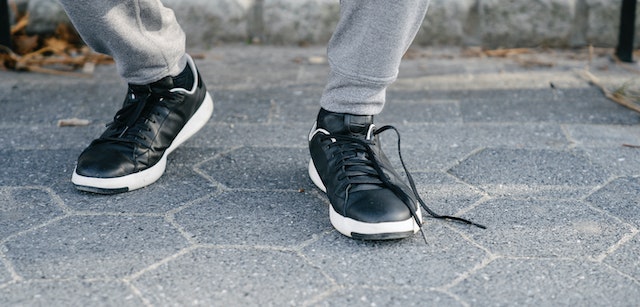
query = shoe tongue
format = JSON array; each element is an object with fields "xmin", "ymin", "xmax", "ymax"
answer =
[
  {"xmin": 128, "ymin": 76, "xmax": 174, "ymax": 95},
  {"xmin": 128, "ymin": 84, "xmax": 150, "ymax": 94},
  {"xmin": 317, "ymin": 109, "xmax": 373, "ymax": 138},
  {"xmin": 150, "ymin": 76, "xmax": 174, "ymax": 94}
]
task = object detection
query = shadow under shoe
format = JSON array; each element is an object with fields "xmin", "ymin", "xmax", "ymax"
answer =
[{"xmin": 72, "ymin": 55, "xmax": 214, "ymax": 194}]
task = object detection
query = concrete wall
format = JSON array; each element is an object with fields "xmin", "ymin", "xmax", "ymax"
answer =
[{"xmin": 16, "ymin": 0, "xmax": 640, "ymax": 48}]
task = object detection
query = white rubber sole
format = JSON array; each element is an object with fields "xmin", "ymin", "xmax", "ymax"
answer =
[
  {"xmin": 72, "ymin": 92, "xmax": 214, "ymax": 194},
  {"xmin": 308, "ymin": 159, "xmax": 422, "ymax": 239}
]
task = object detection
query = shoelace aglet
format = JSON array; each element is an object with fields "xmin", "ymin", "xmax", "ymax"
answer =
[
  {"xmin": 431, "ymin": 215, "xmax": 488, "ymax": 229},
  {"xmin": 444, "ymin": 216, "xmax": 487, "ymax": 229},
  {"xmin": 419, "ymin": 226, "xmax": 428, "ymax": 244}
]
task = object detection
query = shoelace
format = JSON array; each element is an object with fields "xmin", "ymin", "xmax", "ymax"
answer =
[
  {"xmin": 101, "ymin": 88, "xmax": 179, "ymax": 146},
  {"xmin": 325, "ymin": 125, "xmax": 486, "ymax": 243},
  {"xmin": 326, "ymin": 137, "xmax": 384, "ymax": 191}
]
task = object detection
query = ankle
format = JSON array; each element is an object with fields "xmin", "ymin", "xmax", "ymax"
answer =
[{"xmin": 171, "ymin": 62, "xmax": 195, "ymax": 90}]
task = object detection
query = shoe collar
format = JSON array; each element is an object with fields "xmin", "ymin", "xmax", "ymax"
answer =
[
  {"xmin": 315, "ymin": 109, "xmax": 375, "ymax": 138},
  {"xmin": 170, "ymin": 54, "xmax": 199, "ymax": 95}
]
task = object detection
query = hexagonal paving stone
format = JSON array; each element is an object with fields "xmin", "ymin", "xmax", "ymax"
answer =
[
  {"xmin": 586, "ymin": 177, "xmax": 640, "ymax": 228},
  {"xmin": 398, "ymin": 123, "xmax": 569, "ymax": 150},
  {"xmin": 0, "ymin": 149, "xmax": 77, "ymax": 187},
  {"xmin": 1, "ymin": 78, "xmax": 123, "ymax": 126},
  {"xmin": 1, "ymin": 126, "xmax": 103, "ymax": 151},
  {"xmin": 451, "ymin": 258, "xmax": 640, "ymax": 306},
  {"xmin": 412, "ymin": 172, "xmax": 485, "ymax": 215},
  {"xmin": 302, "ymin": 223, "xmax": 487, "ymax": 289},
  {"xmin": 464, "ymin": 198, "xmax": 633, "ymax": 258},
  {"xmin": 0, "ymin": 280, "xmax": 144, "ymax": 306},
  {"xmin": 381, "ymin": 140, "xmax": 479, "ymax": 172},
  {"xmin": 53, "ymin": 165, "xmax": 216, "ymax": 214},
  {"xmin": 191, "ymin": 123, "xmax": 309, "ymax": 148},
  {"xmin": 209, "ymin": 90, "xmax": 272, "ymax": 124},
  {"xmin": 604, "ymin": 234, "xmax": 640, "ymax": 282},
  {"xmin": 175, "ymin": 190, "xmax": 330, "ymax": 247},
  {"xmin": 0, "ymin": 259, "xmax": 11, "ymax": 285},
  {"xmin": 132, "ymin": 247, "xmax": 332, "ymax": 305},
  {"xmin": 459, "ymin": 94, "xmax": 640, "ymax": 124},
  {"xmin": 167, "ymin": 147, "xmax": 225, "ymax": 166},
  {"xmin": 563, "ymin": 124, "xmax": 640, "ymax": 148},
  {"xmin": 197, "ymin": 146, "xmax": 312, "ymax": 190},
  {"xmin": 584, "ymin": 148, "xmax": 640, "ymax": 177},
  {"xmin": 0, "ymin": 187, "xmax": 65, "ymax": 241},
  {"xmin": 449, "ymin": 148, "xmax": 609, "ymax": 198},
  {"xmin": 3, "ymin": 215, "xmax": 189, "ymax": 279},
  {"xmin": 316, "ymin": 287, "xmax": 464, "ymax": 306},
  {"xmin": 377, "ymin": 99, "xmax": 462, "ymax": 124},
  {"xmin": 268, "ymin": 86, "xmax": 326, "ymax": 124}
]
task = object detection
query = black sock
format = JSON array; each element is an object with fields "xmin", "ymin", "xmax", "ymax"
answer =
[{"xmin": 172, "ymin": 63, "xmax": 194, "ymax": 90}]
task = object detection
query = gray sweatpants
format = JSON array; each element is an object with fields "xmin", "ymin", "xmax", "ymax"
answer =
[{"xmin": 59, "ymin": 0, "xmax": 429, "ymax": 115}]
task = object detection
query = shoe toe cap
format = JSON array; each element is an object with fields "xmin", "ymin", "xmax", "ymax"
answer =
[
  {"xmin": 345, "ymin": 189, "xmax": 415, "ymax": 223},
  {"xmin": 76, "ymin": 149, "xmax": 135, "ymax": 178}
]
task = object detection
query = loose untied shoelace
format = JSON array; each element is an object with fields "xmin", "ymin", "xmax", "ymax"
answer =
[{"xmin": 322, "ymin": 125, "xmax": 486, "ymax": 243}]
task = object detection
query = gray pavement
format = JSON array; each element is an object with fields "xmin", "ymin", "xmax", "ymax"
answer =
[{"xmin": 1, "ymin": 45, "xmax": 640, "ymax": 306}]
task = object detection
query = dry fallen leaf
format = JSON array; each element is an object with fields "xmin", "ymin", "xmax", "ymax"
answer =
[
  {"xmin": 514, "ymin": 57, "xmax": 556, "ymax": 68},
  {"xmin": 12, "ymin": 34, "xmax": 38, "ymax": 55},
  {"xmin": 1, "ymin": 9, "xmax": 113, "ymax": 76},
  {"xmin": 10, "ymin": 13, "xmax": 29, "ymax": 35},
  {"xmin": 44, "ymin": 37, "xmax": 69, "ymax": 54},
  {"xmin": 308, "ymin": 56, "xmax": 327, "ymax": 65},
  {"xmin": 57, "ymin": 118, "xmax": 91, "ymax": 127},
  {"xmin": 579, "ymin": 69, "xmax": 640, "ymax": 114},
  {"xmin": 484, "ymin": 48, "xmax": 532, "ymax": 57}
]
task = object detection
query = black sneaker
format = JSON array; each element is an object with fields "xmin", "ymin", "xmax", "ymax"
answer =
[
  {"xmin": 72, "ymin": 55, "xmax": 214, "ymax": 194},
  {"xmin": 308, "ymin": 108, "xmax": 484, "ymax": 240}
]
